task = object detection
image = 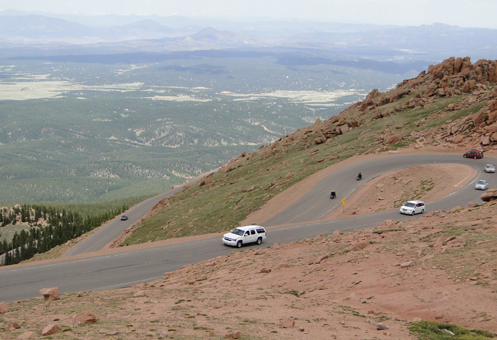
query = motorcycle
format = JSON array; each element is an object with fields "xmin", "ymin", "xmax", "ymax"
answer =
[
  {"xmin": 356, "ymin": 172, "xmax": 362, "ymax": 181},
  {"xmin": 330, "ymin": 191, "xmax": 336, "ymax": 199}
]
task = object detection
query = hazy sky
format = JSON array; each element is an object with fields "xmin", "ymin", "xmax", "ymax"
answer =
[{"xmin": 1, "ymin": 0, "xmax": 496, "ymax": 29}]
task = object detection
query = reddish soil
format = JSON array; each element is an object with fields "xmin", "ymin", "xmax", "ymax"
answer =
[{"xmin": 3, "ymin": 148, "xmax": 497, "ymax": 340}]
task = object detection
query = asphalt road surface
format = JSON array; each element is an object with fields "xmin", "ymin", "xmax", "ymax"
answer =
[
  {"xmin": 1, "ymin": 153, "xmax": 495, "ymax": 302},
  {"xmin": 65, "ymin": 170, "xmax": 217, "ymax": 257}
]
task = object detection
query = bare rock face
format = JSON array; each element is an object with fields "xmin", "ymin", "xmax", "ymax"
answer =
[
  {"xmin": 72, "ymin": 310, "xmax": 98, "ymax": 327},
  {"xmin": 39, "ymin": 287, "xmax": 60, "ymax": 301},
  {"xmin": 481, "ymin": 188, "xmax": 497, "ymax": 202}
]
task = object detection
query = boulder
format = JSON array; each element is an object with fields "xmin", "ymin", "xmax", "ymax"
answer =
[
  {"xmin": 39, "ymin": 287, "xmax": 60, "ymax": 301},
  {"xmin": 480, "ymin": 135, "xmax": 490, "ymax": 146},
  {"xmin": 0, "ymin": 301, "xmax": 9, "ymax": 314},
  {"xmin": 8, "ymin": 320, "xmax": 20, "ymax": 330},
  {"xmin": 313, "ymin": 136, "xmax": 326, "ymax": 145},
  {"xmin": 339, "ymin": 125, "xmax": 349, "ymax": 135},
  {"xmin": 450, "ymin": 135, "xmax": 464, "ymax": 144},
  {"xmin": 481, "ymin": 188, "xmax": 497, "ymax": 202},
  {"xmin": 377, "ymin": 323, "xmax": 390, "ymax": 330},
  {"xmin": 281, "ymin": 318, "xmax": 295, "ymax": 328},
  {"xmin": 385, "ymin": 134, "xmax": 402, "ymax": 145},
  {"xmin": 41, "ymin": 324, "xmax": 61, "ymax": 336},
  {"xmin": 72, "ymin": 310, "xmax": 98, "ymax": 327},
  {"xmin": 225, "ymin": 330, "xmax": 241, "ymax": 339},
  {"xmin": 484, "ymin": 123, "xmax": 497, "ymax": 133}
]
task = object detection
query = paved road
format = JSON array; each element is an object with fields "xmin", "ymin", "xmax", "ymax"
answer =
[
  {"xmin": 1, "ymin": 154, "xmax": 495, "ymax": 302},
  {"xmin": 65, "ymin": 170, "xmax": 217, "ymax": 256},
  {"xmin": 264, "ymin": 153, "xmax": 492, "ymax": 225}
]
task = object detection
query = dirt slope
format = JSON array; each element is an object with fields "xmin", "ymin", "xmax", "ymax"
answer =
[{"xmin": 3, "ymin": 197, "xmax": 497, "ymax": 339}]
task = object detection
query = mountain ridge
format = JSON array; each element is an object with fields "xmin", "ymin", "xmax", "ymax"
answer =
[
  {"xmin": 4, "ymin": 57, "xmax": 497, "ymax": 340},
  {"xmin": 1, "ymin": 14, "xmax": 497, "ymax": 60},
  {"xmin": 117, "ymin": 56, "xmax": 497, "ymax": 247}
]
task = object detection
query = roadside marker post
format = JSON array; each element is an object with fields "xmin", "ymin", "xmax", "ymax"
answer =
[{"xmin": 342, "ymin": 198, "xmax": 346, "ymax": 213}]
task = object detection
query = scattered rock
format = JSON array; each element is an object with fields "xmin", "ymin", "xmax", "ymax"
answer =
[
  {"xmin": 39, "ymin": 287, "xmax": 60, "ymax": 301},
  {"xmin": 41, "ymin": 324, "xmax": 61, "ymax": 336},
  {"xmin": 281, "ymin": 318, "xmax": 295, "ymax": 328},
  {"xmin": 16, "ymin": 332, "xmax": 36, "ymax": 340},
  {"xmin": 0, "ymin": 301, "xmax": 9, "ymax": 314},
  {"xmin": 224, "ymin": 330, "xmax": 241, "ymax": 339},
  {"xmin": 72, "ymin": 310, "xmax": 98, "ymax": 327},
  {"xmin": 376, "ymin": 323, "xmax": 389, "ymax": 330},
  {"xmin": 8, "ymin": 320, "xmax": 21, "ymax": 330}
]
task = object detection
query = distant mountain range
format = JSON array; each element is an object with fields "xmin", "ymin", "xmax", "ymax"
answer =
[{"xmin": 1, "ymin": 13, "xmax": 497, "ymax": 61}]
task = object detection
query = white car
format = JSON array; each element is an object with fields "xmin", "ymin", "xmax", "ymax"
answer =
[
  {"xmin": 484, "ymin": 164, "xmax": 496, "ymax": 173},
  {"xmin": 222, "ymin": 225, "xmax": 267, "ymax": 248},
  {"xmin": 399, "ymin": 200, "xmax": 425, "ymax": 215},
  {"xmin": 475, "ymin": 180, "xmax": 489, "ymax": 190}
]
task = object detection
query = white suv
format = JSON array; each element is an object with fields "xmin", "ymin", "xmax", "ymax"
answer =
[
  {"xmin": 222, "ymin": 225, "xmax": 267, "ymax": 248},
  {"xmin": 399, "ymin": 200, "xmax": 425, "ymax": 215}
]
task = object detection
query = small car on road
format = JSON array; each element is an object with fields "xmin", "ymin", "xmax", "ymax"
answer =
[
  {"xmin": 463, "ymin": 150, "xmax": 483, "ymax": 159},
  {"xmin": 484, "ymin": 164, "xmax": 496, "ymax": 173},
  {"xmin": 399, "ymin": 200, "xmax": 425, "ymax": 215},
  {"xmin": 475, "ymin": 180, "xmax": 489, "ymax": 190},
  {"xmin": 120, "ymin": 215, "xmax": 128, "ymax": 221},
  {"xmin": 222, "ymin": 225, "xmax": 267, "ymax": 248}
]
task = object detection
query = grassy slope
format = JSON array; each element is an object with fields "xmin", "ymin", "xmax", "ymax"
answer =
[{"xmin": 121, "ymin": 81, "xmax": 492, "ymax": 246}]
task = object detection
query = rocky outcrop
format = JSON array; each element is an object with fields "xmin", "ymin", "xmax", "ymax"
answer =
[{"xmin": 185, "ymin": 57, "xmax": 497, "ymax": 189}]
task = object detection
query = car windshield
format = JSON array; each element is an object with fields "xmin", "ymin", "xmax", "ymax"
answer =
[
  {"xmin": 477, "ymin": 180, "xmax": 487, "ymax": 184},
  {"xmin": 403, "ymin": 202, "xmax": 415, "ymax": 208},
  {"xmin": 486, "ymin": 165, "xmax": 494, "ymax": 168},
  {"xmin": 231, "ymin": 228, "xmax": 245, "ymax": 236}
]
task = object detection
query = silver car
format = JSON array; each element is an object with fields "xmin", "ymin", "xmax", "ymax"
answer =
[
  {"xmin": 475, "ymin": 180, "xmax": 489, "ymax": 190},
  {"xmin": 484, "ymin": 164, "xmax": 496, "ymax": 173}
]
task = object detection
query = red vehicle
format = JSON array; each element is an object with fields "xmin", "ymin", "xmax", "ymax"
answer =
[{"xmin": 463, "ymin": 150, "xmax": 483, "ymax": 159}]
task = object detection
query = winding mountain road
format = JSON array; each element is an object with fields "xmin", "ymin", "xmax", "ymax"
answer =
[{"xmin": 1, "ymin": 153, "xmax": 495, "ymax": 303}]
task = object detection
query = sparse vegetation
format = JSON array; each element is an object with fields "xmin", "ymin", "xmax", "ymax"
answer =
[{"xmin": 409, "ymin": 321, "xmax": 495, "ymax": 339}]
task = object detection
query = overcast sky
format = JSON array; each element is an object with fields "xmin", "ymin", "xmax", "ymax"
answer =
[{"xmin": 1, "ymin": 0, "xmax": 496, "ymax": 29}]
